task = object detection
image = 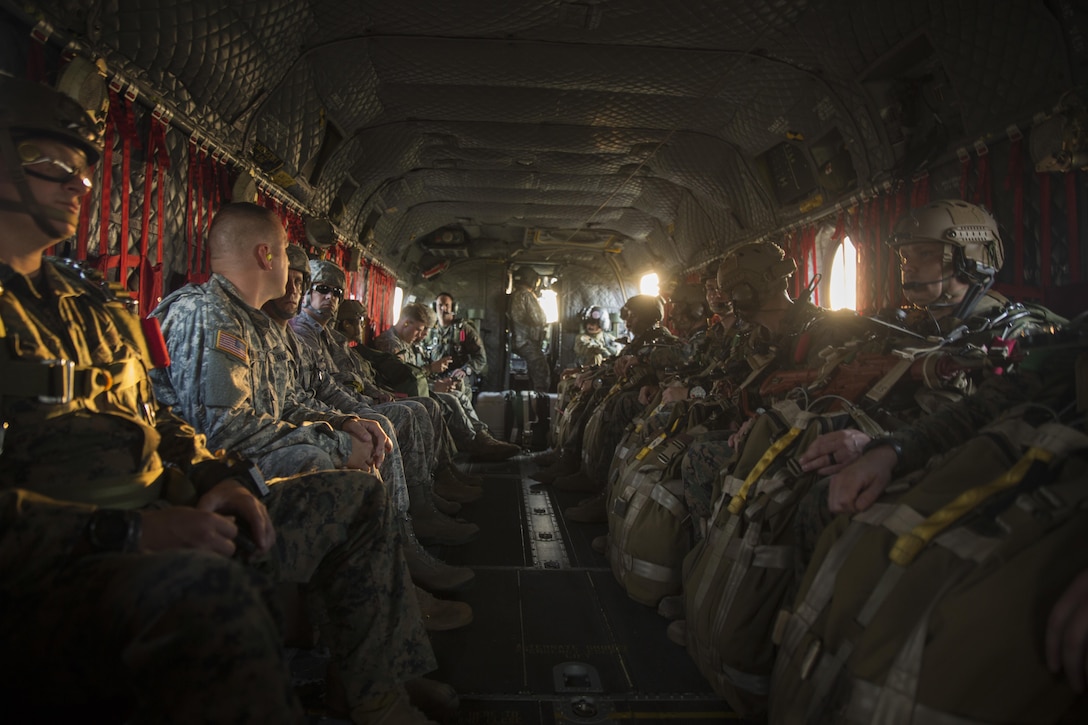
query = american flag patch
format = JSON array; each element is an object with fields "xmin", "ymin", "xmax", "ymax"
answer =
[{"xmin": 215, "ymin": 330, "xmax": 248, "ymax": 362}]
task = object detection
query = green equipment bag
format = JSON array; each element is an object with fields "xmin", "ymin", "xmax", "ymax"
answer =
[
  {"xmin": 354, "ymin": 344, "xmax": 429, "ymax": 398},
  {"xmin": 770, "ymin": 415, "xmax": 1088, "ymax": 725},
  {"xmin": 606, "ymin": 401, "xmax": 730, "ymax": 607},
  {"xmin": 680, "ymin": 399, "xmax": 863, "ymax": 716}
]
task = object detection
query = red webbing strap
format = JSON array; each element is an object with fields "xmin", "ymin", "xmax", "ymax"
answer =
[
  {"xmin": 138, "ymin": 113, "xmax": 170, "ymax": 316},
  {"xmin": 76, "ymin": 190, "xmax": 92, "ymax": 259},
  {"xmin": 1005, "ymin": 136, "xmax": 1025, "ymax": 287},
  {"xmin": 116, "ymin": 88, "xmax": 136, "ymax": 288},
  {"xmin": 1066, "ymin": 172, "xmax": 1080, "ymax": 283},
  {"xmin": 973, "ymin": 144, "xmax": 992, "ymax": 211},
  {"xmin": 100, "ymin": 86, "xmax": 121, "ymax": 260},
  {"xmin": 910, "ymin": 172, "xmax": 930, "ymax": 208},
  {"xmin": 1038, "ymin": 172, "xmax": 1052, "ymax": 288},
  {"xmin": 185, "ymin": 137, "xmax": 198, "ymax": 279},
  {"xmin": 26, "ymin": 25, "xmax": 48, "ymax": 81},
  {"xmin": 802, "ymin": 225, "xmax": 819, "ymax": 307},
  {"xmin": 959, "ymin": 149, "xmax": 972, "ymax": 201}
]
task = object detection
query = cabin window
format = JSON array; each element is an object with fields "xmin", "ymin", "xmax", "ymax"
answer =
[
  {"xmin": 393, "ymin": 286, "xmax": 404, "ymax": 317},
  {"xmin": 639, "ymin": 273, "xmax": 659, "ymax": 296},
  {"xmin": 828, "ymin": 236, "xmax": 857, "ymax": 311},
  {"xmin": 539, "ymin": 289, "xmax": 560, "ymax": 324}
]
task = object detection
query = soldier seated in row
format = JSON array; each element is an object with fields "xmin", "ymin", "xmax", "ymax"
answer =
[
  {"xmin": 376, "ymin": 302, "xmax": 521, "ymax": 460},
  {"xmin": 0, "ymin": 77, "xmax": 435, "ymax": 724}
]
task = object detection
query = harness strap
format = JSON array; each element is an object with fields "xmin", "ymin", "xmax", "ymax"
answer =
[{"xmin": 728, "ymin": 426, "xmax": 803, "ymax": 515}]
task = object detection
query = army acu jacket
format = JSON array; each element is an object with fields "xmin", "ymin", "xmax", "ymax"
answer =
[
  {"xmin": 428, "ymin": 318, "xmax": 487, "ymax": 375},
  {"xmin": 509, "ymin": 286, "xmax": 547, "ymax": 348},
  {"xmin": 150, "ymin": 274, "xmax": 355, "ymax": 466},
  {"xmin": 0, "ymin": 259, "xmax": 218, "ymax": 509}
]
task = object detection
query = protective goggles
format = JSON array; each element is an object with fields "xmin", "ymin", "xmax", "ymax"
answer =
[
  {"xmin": 312, "ymin": 284, "xmax": 344, "ymax": 298},
  {"xmin": 19, "ymin": 150, "xmax": 94, "ymax": 190}
]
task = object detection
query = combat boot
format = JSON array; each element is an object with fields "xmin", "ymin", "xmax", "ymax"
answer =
[
  {"xmin": 666, "ymin": 619, "xmax": 687, "ymax": 647},
  {"xmin": 530, "ymin": 449, "xmax": 580, "ymax": 483},
  {"xmin": 433, "ymin": 467, "xmax": 483, "ymax": 503},
  {"xmin": 468, "ymin": 430, "xmax": 521, "ymax": 461},
  {"xmin": 405, "ymin": 678, "xmax": 460, "ymax": 723},
  {"xmin": 431, "ymin": 492, "xmax": 461, "ymax": 517},
  {"xmin": 591, "ymin": 534, "xmax": 609, "ymax": 555},
  {"xmin": 404, "ymin": 538, "xmax": 475, "ymax": 593},
  {"xmin": 657, "ymin": 595, "xmax": 684, "ymax": 621},
  {"xmin": 350, "ymin": 687, "xmax": 438, "ymax": 725},
  {"xmin": 411, "ymin": 509, "xmax": 480, "ymax": 546},
  {"xmin": 564, "ymin": 490, "xmax": 607, "ymax": 523},
  {"xmin": 415, "ymin": 586, "xmax": 473, "ymax": 632},
  {"xmin": 553, "ymin": 469, "xmax": 601, "ymax": 493},
  {"xmin": 448, "ymin": 463, "xmax": 483, "ymax": 487}
]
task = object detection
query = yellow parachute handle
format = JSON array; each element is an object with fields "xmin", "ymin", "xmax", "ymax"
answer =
[
  {"xmin": 727, "ymin": 426, "xmax": 803, "ymax": 515},
  {"xmin": 889, "ymin": 446, "xmax": 1054, "ymax": 566}
]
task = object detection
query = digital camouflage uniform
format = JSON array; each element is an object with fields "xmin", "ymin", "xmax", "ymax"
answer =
[
  {"xmin": 289, "ymin": 310, "xmax": 435, "ymax": 506},
  {"xmin": 374, "ymin": 326, "xmax": 485, "ymax": 447},
  {"xmin": 0, "ymin": 259, "xmax": 433, "ymax": 717},
  {"xmin": 509, "ymin": 284, "xmax": 550, "ymax": 391},
  {"xmin": 428, "ymin": 316, "xmax": 487, "ymax": 377},
  {"xmin": 574, "ymin": 328, "xmax": 621, "ymax": 367}
]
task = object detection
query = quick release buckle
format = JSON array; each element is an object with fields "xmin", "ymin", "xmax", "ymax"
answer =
[{"xmin": 37, "ymin": 359, "xmax": 76, "ymax": 405}]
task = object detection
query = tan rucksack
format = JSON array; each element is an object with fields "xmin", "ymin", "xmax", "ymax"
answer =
[
  {"xmin": 606, "ymin": 400, "xmax": 732, "ymax": 607},
  {"xmin": 680, "ymin": 398, "xmax": 876, "ymax": 716},
  {"xmin": 771, "ymin": 415, "xmax": 1088, "ymax": 725}
]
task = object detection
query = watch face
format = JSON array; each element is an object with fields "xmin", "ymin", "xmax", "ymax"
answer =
[
  {"xmin": 90, "ymin": 510, "xmax": 134, "ymax": 551},
  {"xmin": 691, "ymin": 386, "xmax": 707, "ymax": 399}
]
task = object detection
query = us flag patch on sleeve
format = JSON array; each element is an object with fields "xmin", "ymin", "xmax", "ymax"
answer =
[{"xmin": 215, "ymin": 330, "xmax": 249, "ymax": 362}]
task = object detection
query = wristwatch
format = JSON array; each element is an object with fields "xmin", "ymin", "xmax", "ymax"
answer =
[
  {"xmin": 86, "ymin": 509, "xmax": 142, "ymax": 553},
  {"xmin": 862, "ymin": 435, "xmax": 905, "ymax": 465}
]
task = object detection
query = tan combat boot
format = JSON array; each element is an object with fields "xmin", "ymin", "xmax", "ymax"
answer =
[
  {"xmin": 404, "ymin": 538, "xmax": 475, "ymax": 593},
  {"xmin": 415, "ymin": 585, "xmax": 473, "ymax": 631},
  {"xmin": 410, "ymin": 509, "xmax": 480, "ymax": 546},
  {"xmin": 433, "ymin": 467, "xmax": 483, "ymax": 503}
]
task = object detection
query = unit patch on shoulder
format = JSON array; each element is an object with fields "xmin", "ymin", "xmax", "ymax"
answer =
[{"xmin": 215, "ymin": 330, "xmax": 249, "ymax": 362}]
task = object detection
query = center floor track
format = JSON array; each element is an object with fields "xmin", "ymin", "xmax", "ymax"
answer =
[{"xmin": 297, "ymin": 454, "xmax": 743, "ymax": 725}]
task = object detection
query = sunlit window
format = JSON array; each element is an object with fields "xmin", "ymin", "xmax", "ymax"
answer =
[
  {"xmin": 539, "ymin": 289, "xmax": 560, "ymax": 324},
  {"xmin": 639, "ymin": 272, "xmax": 659, "ymax": 296},
  {"xmin": 828, "ymin": 237, "xmax": 857, "ymax": 311},
  {"xmin": 393, "ymin": 287, "xmax": 404, "ymax": 318}
]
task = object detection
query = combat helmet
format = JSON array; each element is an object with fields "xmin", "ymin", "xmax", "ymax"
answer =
[
  {"xmin": 620, "ymin": 295, "xmax": 665, "ymax": 325},
  {"xmin": 582, "ymin": 305, "xmax": 611, "ymax": 332},
  {"xmin": 0, "ymin": 77, "xmax": 104, "ymax": 235},
  {"xmin": 512, "ymin": 267, "xmax": 541, "ymax": 290},
  {"xmin": 716, "ymin": 242, "xmax": 797, "ymax": 312},
  {"xmin": 286, "ymin": 244, "xmax": 310, "ymax": 288},
  {"xmin": 887, "ymin": 199, "xmax": 1004, "ymax": 280},
  {"xmin": 887, "ymin": 199, "xmax": 1004, "ymax": 317},
  {"xmin": 308, "ymin": 259, "xmax": 346, "ymax": 291},
  {"xmin": 339, "ymin": 298, "xmax": 366, "ymax": 322}
]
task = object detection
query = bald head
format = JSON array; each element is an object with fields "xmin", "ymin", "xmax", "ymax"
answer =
[
  {"xmin": 207, "ymin": 202, "xmax": 290, "ymax": 308},
  {"xmin": 209, "ymin": 203, "xmax": 283, "ymax": 260}
]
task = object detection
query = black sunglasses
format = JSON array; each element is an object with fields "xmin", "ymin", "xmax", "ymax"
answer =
[{"xmin": 313, "ymin": 284, "xmax": 343, "ymax": 298}]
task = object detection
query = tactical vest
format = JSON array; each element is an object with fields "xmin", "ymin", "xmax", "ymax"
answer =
[
  {"xmin": 606, "ymin": 399, "xmax": 731, "ymax": 607},
  {"xmin": 0, "ymin": 259, "xmax": 164, "ymax": 508},
  {"xmin": 770, "ymin": 415, "xmax": 1088, "ymax": 725}
]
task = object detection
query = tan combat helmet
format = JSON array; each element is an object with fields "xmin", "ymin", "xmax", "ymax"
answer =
[
  {"xmin": 887, "ymin": 199, "xmax": 1004, "ymax": 317},
  {"xmin": 716, "ymin": 241, "xmax": 797, "ymax": 312},
  {"xmin": 339, "ymin": 298, "xmax": 366, "ymax": 322},
  {"xmin": 887, "ymin": 199, "xmax": 1005, "ymax": 279}
]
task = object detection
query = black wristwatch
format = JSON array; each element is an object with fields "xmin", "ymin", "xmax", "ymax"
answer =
[
  {"xmin": 862, "ymin": 435, "xmax": 905, "ymax": 466},
  {"xmin": 86, "ymin": 509, "xmax": 142, "ymax": 553}
]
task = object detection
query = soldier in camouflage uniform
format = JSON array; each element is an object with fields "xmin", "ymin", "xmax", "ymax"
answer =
[
  {"xmin": 573, "ymin": 305, "xmax": 622, "ymax": 367},
  {"xmin": 261, "ymin": 252, "xmax": 477, "ymax": 597},
  {"xmin": 376, "ymin": 302, "xmax": 520, "ymax": 460},
  {"xmin": 0, "ymin": 78, "xmax": 436, "ymax": 724},
  {"xmin": 794, "ymin": 199, "xmax": 1062, "ymax": 554},
  {"xmin": 428, "ymin": 291, "xmax": 487, "ymax": 399},
  {"xmin": 288, "ymin": 258, "xmax": 481, "ymax": 539},
  {"xmin": 508, "ymin": 266, "xmax": 551, "ymax": 392},
  {"xmin": 333, "ymin": 297, "xmax": 481, "ymax": 504},
  {"xmin": 555, "ymin": 294, "xmax": 688, "ymax": 522}
]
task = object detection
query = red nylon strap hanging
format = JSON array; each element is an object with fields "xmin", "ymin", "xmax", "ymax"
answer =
[
  {"xmin": 1038, "ymin": 172, "xmax": 1052, "ymax": 288},
  {"xmin": 99, "ymin": 86, "xmax": 121, "ymax": 260},
  {"xmin": 1066, "ymin": 172, "xmax": 1080, "ymax": 284},
  {"xmin": 1005, "ymin": 137, "xmax": 1025, "ymax": 288},
  {"xmin": 193, "ymin": 142, "xmax": 207, "ymax": 281},
  {"xmin": 959, "ymin": 149, "xmax": 972, "ymax": 200},
  {"xmin": 910, "ymin": 173, "xmax": 930, "ymax": 208},
  {"xmin": 973, "ymin": 143, "xmax": 992, "ymax": 210},
  {"xmin": 26, "ymin": 24, "xmax": 48, "ymax": 81},
  {"xmin": 116, "ymin": 88, "xmax": 137, "ymax": 287},
  {"xmin": 185, "ymin": 138, "xmax": 198, "ymax": 279},
  {"xmin": 138, "ymin": 112, "xmax": 170, "ymax": 316}
]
